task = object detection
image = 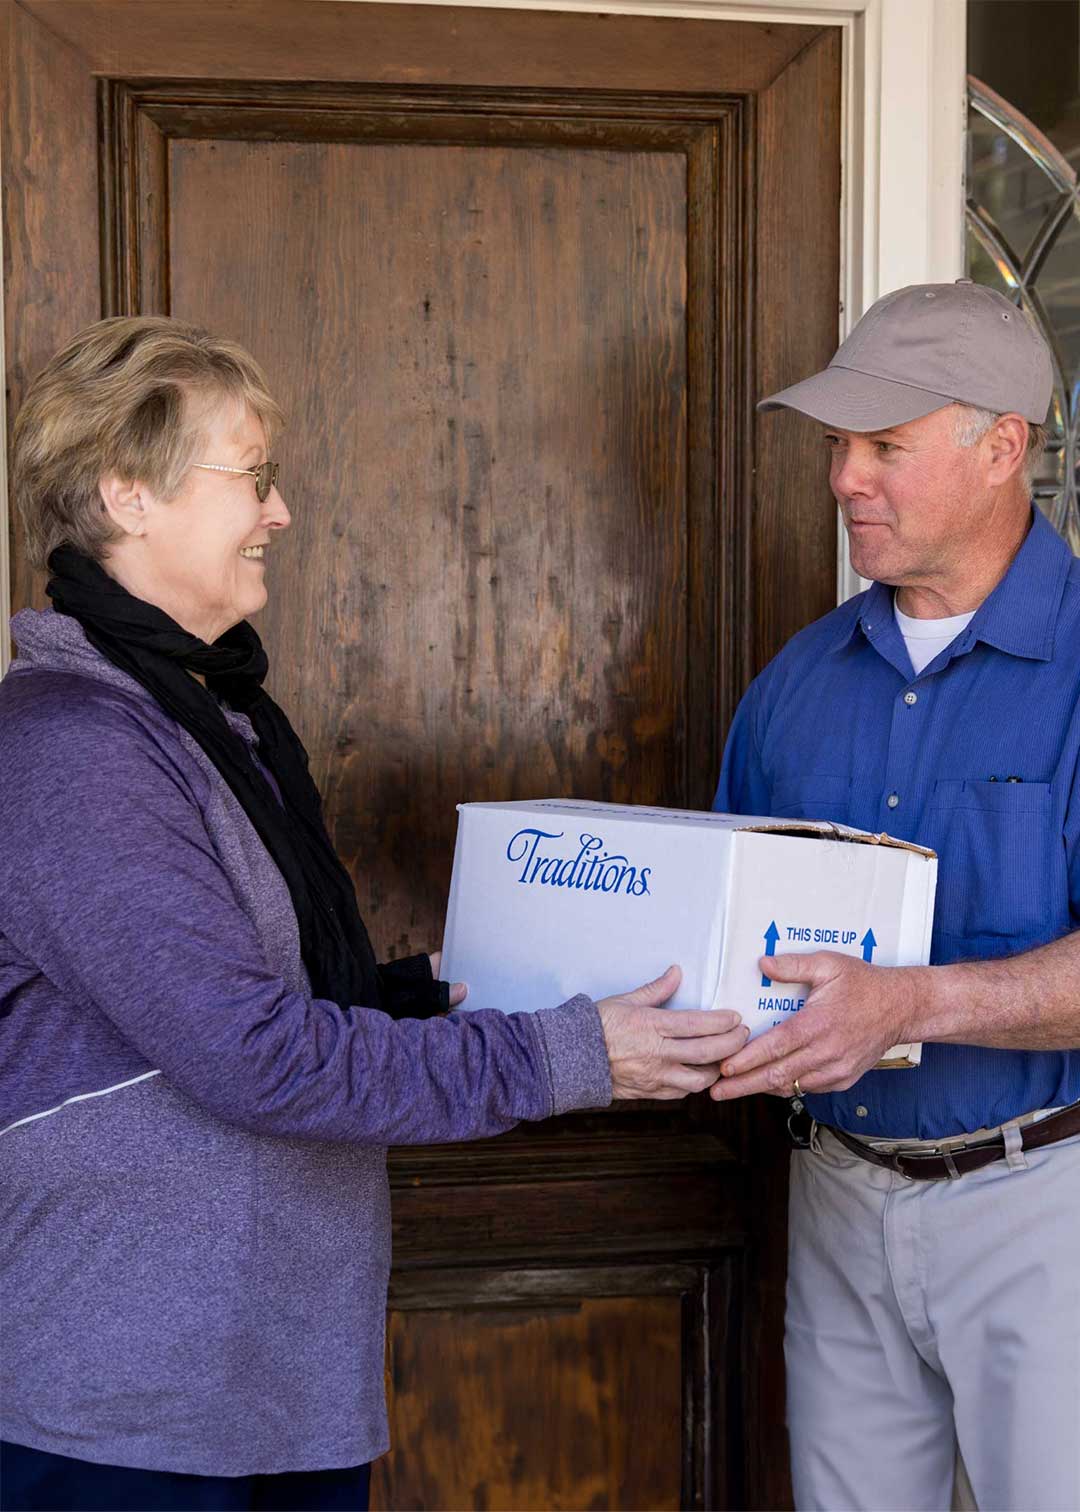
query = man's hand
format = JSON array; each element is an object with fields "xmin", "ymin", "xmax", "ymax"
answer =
[
  {"xmin": 598, "ymin": 965, "xmax": 750, "ymax": 1100},
  {"xmin": 710, "ymin": 951, "xmax": 920, "ymax": 1101},
  {"xmin": 427, "ymin": 950, "xmax": 468, "ymax": 1008}
]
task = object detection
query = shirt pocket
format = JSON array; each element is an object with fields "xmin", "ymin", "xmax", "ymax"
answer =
[
  {"xmin": 929, "ymin": 777, "xmax": 1055, "ymax": 946},
  {"xmin": 770, "ymin": 775, "xmax": 852, "ymax": 824}
]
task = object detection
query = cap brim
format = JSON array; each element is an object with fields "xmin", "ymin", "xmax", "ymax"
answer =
[{"xmin": 757, "ymin": 365, "xmax": 957, "ymax": 431}]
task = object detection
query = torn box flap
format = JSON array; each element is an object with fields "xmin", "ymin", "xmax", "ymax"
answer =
[{"xmin": 736, "ymin": 819, "xmax": 936, "ymax": 861}]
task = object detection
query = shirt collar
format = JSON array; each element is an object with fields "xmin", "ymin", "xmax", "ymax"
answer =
[{"xmin": 833, "ymin": 508, "xmax": 1071, "ymax": 665}]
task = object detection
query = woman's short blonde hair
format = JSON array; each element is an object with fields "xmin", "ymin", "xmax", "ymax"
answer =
[{"xmin": 13, "ymin": 316, "xmax": 285, "ymax": 572}]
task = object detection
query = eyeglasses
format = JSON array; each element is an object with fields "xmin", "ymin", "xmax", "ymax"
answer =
[{"xmin": 192, "ymin": 460, "xmax": 280, "ymax": 503}]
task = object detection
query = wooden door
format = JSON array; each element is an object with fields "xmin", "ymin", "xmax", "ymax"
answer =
[{"xmin": 2, "ymin": 4, "xmax": 840, "ymax": 1505}]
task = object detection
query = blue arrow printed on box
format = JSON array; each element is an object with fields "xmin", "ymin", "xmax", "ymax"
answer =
[{"xmin": 761, "ymin": 921, "xmax": 780, "ymax": 987}]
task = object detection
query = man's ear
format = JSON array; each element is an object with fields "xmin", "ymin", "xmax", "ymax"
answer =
[
  {"xmin": 983, "ymin": 414, "xmax": 1029, "ymax": 487},
  {"xmin": 99, "ymin": 474, "xmax": 148, "ymax": 537}
]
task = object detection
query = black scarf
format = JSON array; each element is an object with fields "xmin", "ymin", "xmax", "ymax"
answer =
[{"xmin": 47, "ymin": 547, "xmax": 445, "ymax": 1019}]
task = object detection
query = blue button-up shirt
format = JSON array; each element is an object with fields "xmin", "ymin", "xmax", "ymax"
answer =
[{"xmin": 714, "ymin": 509, "xmax": 1080, "ymax": 1138}]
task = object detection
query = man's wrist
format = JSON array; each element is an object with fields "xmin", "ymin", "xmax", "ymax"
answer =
[{"xmin": 900, "ymin": 961, "xmax": 963, "ymax": 1044}]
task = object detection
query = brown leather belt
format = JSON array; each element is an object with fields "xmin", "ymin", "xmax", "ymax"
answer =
[{"xmin": 825, "ymin": 1100, "xmax": 1080, "ymax": 1181}]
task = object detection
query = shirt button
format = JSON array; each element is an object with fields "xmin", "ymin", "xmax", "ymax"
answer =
[
  {"xmin": 903, "ymin": 691, "xmax": 918, "ymax": 706},
  {"xmin": 886, "ymin": 793, "xmax": 900, "ymax": 809},
  {"xmin": 856, "ymin": 1104, "xmax": 869, "ymax": 1118}
]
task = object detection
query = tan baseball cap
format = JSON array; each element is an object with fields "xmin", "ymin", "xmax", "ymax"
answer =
[{"xmin": 758, "ymin": 280, "xmax": 1053, "ymax": 430}]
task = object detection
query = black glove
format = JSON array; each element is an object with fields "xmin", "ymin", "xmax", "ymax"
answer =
[{"xmin": 377, "ymin": 953, "xmax": 451, "ymax": 1020}]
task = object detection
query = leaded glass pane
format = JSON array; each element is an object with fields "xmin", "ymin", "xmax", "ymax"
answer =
[
  {"xmin": 968, "ymin": 106, "xmax": 1066, "ymax": 264},
  {"xmin": 967, "ymin": 78, "xmax": 1079, "ymax": 549},
  {"xmin": 1034, "ymin": 443, "xmax": 1067, "ymax": 492},
  {"xmin": 965, "ymin": 222, "xmax": 1018, "ymax": 295},
  {"xmin": 1046, "ymin": 384, "xmax": 1069, "ymax": 448},
  {"xmin": 1034, "ymin": 206, "xmax": 1080, "ymax": 413}
]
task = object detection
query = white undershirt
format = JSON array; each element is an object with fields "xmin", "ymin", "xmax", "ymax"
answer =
[{"xmin": 894, "ymin": 600, "xmax": 976, "ymax": 676}]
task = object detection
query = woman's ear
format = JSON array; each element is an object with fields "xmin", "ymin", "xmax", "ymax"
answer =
[{"xmin": 99, "ymin": 474, "xmax": 147, "ymax": 537}]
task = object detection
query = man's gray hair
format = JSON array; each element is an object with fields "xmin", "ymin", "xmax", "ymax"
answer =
[{"xmin": 953, "ymin": 403, "xmax": 1048, "ymax": 492}]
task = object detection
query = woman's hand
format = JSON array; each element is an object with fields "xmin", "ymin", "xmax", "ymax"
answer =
[
  {"xmin": 427, "ymin": 951, "xmax": 468, "ymax": 1008},
  {"xmin": 597, "ymin": 964, "xmax": 749, "ymax": 1099}
]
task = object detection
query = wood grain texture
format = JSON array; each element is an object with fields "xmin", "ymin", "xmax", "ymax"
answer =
[
  {"xmin": 387, "ymin": 1262, "xmax": 706, "ymax": 1309},
  {"xmin": 165, "ymin": 131, "xmax": 691, "ymax": 959},
  {"xmin": 372, "ymin": 1293, "xmax": 683, "ymax": 1511},
  {"xmin": 2, "ymin": 0, "xmax": 100, "ymax": 616},
  {"xmin": 388, "ymin": 1106, "xmax": 743, "ymax": 1189},
  {"xmin": 380, "ymin": 1261, "xmax": 744, "ymax": 1511},
  {"xmin": 388, "ymin": 1165, "xmax": 746, "ymax": 1268},
  {"xmin": 23, "ymin": 0, "xmax": 817, "ymax": 93},
  {"xmin": 752, "ymin": 26, "xmax": 842, "ymax": 676}
]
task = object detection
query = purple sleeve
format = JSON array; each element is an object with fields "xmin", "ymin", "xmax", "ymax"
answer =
[{"xmin": 0, "ymin": 688, "xmax": 611, "ymax": 1144}]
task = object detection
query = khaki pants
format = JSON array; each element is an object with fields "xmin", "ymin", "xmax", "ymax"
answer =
[{"xmin": 786, "ymin": 1126, "xmax": 1080, "ymax": 1512}]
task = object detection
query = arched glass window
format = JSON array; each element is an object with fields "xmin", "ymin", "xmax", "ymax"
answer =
[{"xmin": 967, "ymin": 75, "xmax": 1079, "ymax": 549}]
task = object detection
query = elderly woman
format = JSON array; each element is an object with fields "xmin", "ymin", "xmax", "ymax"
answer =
[{"xmin": 0, "ymin": 318, "xmax": 746, "ymax": 1512}]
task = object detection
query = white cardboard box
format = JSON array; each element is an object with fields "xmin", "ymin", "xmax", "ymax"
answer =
[{"xmin": 441, "ymin": 798, "xmax": 937, "ymax": 1069}]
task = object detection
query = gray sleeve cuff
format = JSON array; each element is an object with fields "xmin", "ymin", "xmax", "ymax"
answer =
[{"xmin": 532, "ymin": 994, "xmax": 613, "ymax": 1116}]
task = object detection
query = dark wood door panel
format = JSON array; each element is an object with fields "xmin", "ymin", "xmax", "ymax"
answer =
[
  {"xmin": 3, "ymin": 0, "xmax": 99, "ymax": 621},
  {"xmin": 753, "ymin": 27, "xmax": 844, "ymax": 668},
  {"xmin": 388, "ymin": 1167, "xmax": 747, "ymax": 1269},
  {"xmin": 125, "ymin": 93, "xmax": 733, "ymax": 958},
  {"xmin": 166, "ymin": 130, "xmax": 690, "ymax": 955},
  {"xmin": 375, "ymin": 1261, "xmax": 742, "ymax": 1512},
  {"xmin": 374, "ymin": 1292, "xmax": 684, "ymax": 1511}
]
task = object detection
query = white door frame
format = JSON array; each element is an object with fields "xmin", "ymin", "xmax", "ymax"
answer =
[{"xmin": 0, "ymin": 0, "xmax": 966, "ymax": 673}]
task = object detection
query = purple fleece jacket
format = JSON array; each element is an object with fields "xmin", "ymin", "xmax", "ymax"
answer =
[{"xmin": 0, "ymin": 608, "xmax": 612, "ymax": 1475}]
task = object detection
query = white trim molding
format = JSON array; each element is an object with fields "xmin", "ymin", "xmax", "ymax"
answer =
[
  {"xmin": 0, "ymin": 0, "xmax": 967, "ymax": 672},
  {"xmin": 840, "ymin": 0, "xmax": 968, "ymax": 596}
]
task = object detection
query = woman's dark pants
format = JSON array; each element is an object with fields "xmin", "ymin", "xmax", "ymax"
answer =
[{"xmin": 0, "ymin": 1441, "xmax": 371, "ymax": 1511}]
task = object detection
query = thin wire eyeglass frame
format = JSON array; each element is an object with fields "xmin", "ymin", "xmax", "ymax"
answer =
[{"xmin": 192, "ymin": 460, "xmax": 280, "ymax": 503}]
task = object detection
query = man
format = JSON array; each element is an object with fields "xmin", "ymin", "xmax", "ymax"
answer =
[{"xmin": 711, "ymin": 280, "xmax": 1079, "ymax": 1512}]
